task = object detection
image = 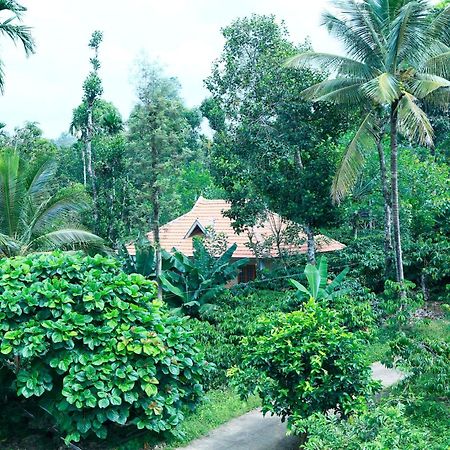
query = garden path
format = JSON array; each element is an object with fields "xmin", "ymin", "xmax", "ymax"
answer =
[{"xmin": 177, "ymin": 363, "xmax": 404, "ymax": 450}]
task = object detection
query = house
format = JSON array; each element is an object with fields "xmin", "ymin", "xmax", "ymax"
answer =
[{"xmin": 127, "ymin": 196, "xmax": 345, "ymax": 282}]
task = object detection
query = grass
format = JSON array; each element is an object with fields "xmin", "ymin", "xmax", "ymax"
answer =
[
  {"xmin": 113, "ymin": 388, "xmax": 260, "ymax": 450},
  {"xmin": 363, "ymin": 326, "xmax": 395, "ymax": 364}
]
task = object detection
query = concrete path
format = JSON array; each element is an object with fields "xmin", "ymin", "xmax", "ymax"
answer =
[
  {"xmin": 371, "ymin": 361, "xmax": 404, "ymax": 388},
  {"xmin": 177, "ymin": 363, "xmax": 404, "ymax": 450},
  {"xmin": 177, "ymin": 408, "xmax": 300, "ymax": 450}
]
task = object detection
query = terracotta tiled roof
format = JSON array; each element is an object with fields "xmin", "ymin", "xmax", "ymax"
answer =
[{"xmin": 126, "ymin": 197, "xmax": 345, "ymax": 257}]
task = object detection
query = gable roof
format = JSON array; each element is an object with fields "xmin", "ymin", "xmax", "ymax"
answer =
[{"xmin": 127, "ymin": 196, "xmax": 345, "ymax": 258}]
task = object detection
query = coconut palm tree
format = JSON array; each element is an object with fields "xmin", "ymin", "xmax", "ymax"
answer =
[
  {"xmin": 0, "ymin": 149, "xmax": 106, "ymax": 257},
  {"xmin": 0, "ymin": 0, "xmax": 35, "ymax": 91},
  {"xmin": 287, "ymin": 0, "xmax": 450, "ymax": 284}
]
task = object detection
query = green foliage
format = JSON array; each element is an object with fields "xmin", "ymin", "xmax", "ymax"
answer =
[
  {"xmin": 160, "ymin": 240, "xmax": 248, "ymax": 317},
  {"xmin": 294, "ymin": 403, "xmax": 431, "ymax": 450},
  {"xmin": 289, "ymin": 256, "xmax": 349, "ymax": 301},
  {"xmin": 127, "ymin": 62, "xmax": 219, "ymax": 238},
  {"xmin": 0, "ymin": 0, "xmax": 35, "ymax": 91},
  {"xmin": 328, "ymin": 278, "xmax": 376, "ymax": 339},
  {"xmin": 0, "ymin": 149, "xmax": 105, "ymax": 256},
  {"xmin": 0, "ymin": 252, "xmax": 209, "ymax": 443},
  {"xmin": 203, "ymin": 14, "xmax": 349, "ymax": 233},
  {"xmin": 124, "ymin": 238, "xmax": 247, "ymax": 317},
  {"xmin": 297, "ymin": 318, "xmax": 450, "ymax": 450},
  {"xmin": 230, "ymin": 299, "xmax": 379, "ymax": 423},
  {"xmin": 377, "ymin": 280, "xmax": 424, "ymax": 325},
  {"xmin": 386, "ymin": 325, "xmax": 450, "ymax": 399},
  {"xmin": 191, "ymin": 290, "xmax": 297, "ymax": 389},
  {"xmin": 289, "ymin": 257, "xmax": 375, "ymax": 338},
  {"xmin": 334, "ymin": 145, "xmax": 450, "ymax": 298}
]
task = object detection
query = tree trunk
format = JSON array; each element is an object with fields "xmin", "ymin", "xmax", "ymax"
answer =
[
  {"xmin": 150, "ymin": 141, "xmax": 163, "ymax": 301},
  {"xmin": 376, "ymin": 136, "xmax": 394, "ymax": 278},
  {"xmin": 81, "ymin": 137, "xmax": 87, "ymax": 187},
  {"xmin": 86, "ymin": 103, "xmax": 99, "ymax": 227},
  {"xmin": 420, "ymin": 271, "xmax": 429, "ymax": 302},
  {"xmin": 304, "ymin": 224, "xmax": 316, "ymax": 265},
  {"xmin": 390, "ymin": 101, "xmax": 405, "ymax": 284}
]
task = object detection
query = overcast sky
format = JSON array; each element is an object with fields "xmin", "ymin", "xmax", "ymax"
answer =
[{"xmin": 0, "ymin": 0, "xmax": 339, "ymax": 139}]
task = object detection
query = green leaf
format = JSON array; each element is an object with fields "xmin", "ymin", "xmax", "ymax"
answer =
[
  {"xmin": 98, "ymin": 398, "xmax": 110, "ymax": 408},
  {"xmin": 304, "ymin": 264, "xmax": 320, "ymax": 299}
]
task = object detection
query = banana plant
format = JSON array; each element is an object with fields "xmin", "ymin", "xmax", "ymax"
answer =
[
  {"xmin": 289, "ymin": 256, "xmax": 349, "ymax": 301},
  {"xmin": 124, "ymin": 237, "xmax": 248, "ymax": 317},
  {"xmin": 160, "ymin": 241, "xmax": 248, "ymax": 317}
]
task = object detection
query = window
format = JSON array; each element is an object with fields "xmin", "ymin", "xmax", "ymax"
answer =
[{"xmin": 238, "ymin": 264, "xmax": 257, "ymax": 283}]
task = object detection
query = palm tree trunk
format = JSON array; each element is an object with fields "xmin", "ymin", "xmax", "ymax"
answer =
[
  {"xmin": 151, "ymin": 141, "xmax": 163, "ymax": 301},
  {"xmin": 304, "ymin": 224, "xmax": 316, "ymax": 265},
  {"xmin": 390, "ymin": 101, "xmax": 404, "ymax": 284},
  {"xmin": 86, "ymin": 102, "xmax": 99, "ymax": 227},
  {"xmin": 376, "ymin": 137, "xmax": 394, "ymax": 278},
  {"xmin": 81, "ymin": 143, "xmax": 87, "ymax": 187}
]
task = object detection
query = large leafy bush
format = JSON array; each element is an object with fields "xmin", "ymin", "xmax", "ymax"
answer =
[
  {"xmin": 0, "ymin": 252, "xmax": 209, "ymax": 444},
  {"xmin": 230, "ymin": 299, "xmax": 379, "ymax": 423}
]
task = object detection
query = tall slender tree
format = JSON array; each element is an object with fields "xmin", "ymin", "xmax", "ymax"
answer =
[
  {"xmin": 128, "ymin": 62, "xmax": 196, "ymax": 299},
  {"xmin": 287, "ymin": 0, "xmax": 450, "ymax": 283},
  {"xmin": 0, "ymin": 0, "xmax": 35, "ymax": 91},
  {"xmin": 70, "ymin": 31, "xmax": 104, "ymax": 225}
]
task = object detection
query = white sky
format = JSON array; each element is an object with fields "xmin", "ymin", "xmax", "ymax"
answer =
[{"xmin": 0, "ymin": 0, "xmax": 339, "ymax": 139}]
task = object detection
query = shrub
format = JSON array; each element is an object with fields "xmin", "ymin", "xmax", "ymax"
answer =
[
  {"xmin": 377, "ymin": 280, "xmax": 423, "ymax": 325},
  {"xmin": 289, "ymin": 258, "xmax": 376, "ymax": 339},
  {"xmin": 0, "ymin": 252, "xmax": 209, "ymax": 444},
  {"xmin": 190, "ymin": 290, "xmax": 296, "ymax": 389},
  {"xmin": 329, "ymin": 279, "xmax": 376, "ymax": 339},
  {"xmin": 229, "ymin": 299, "xmax": 379, "ymax": 423},
  {"xmin": 386, "ymin": 330, "xmax": 450, "ymax": 399},
  {"xmin": 293, "ymin": 403, "xmax": 431, "ymax": 450}
]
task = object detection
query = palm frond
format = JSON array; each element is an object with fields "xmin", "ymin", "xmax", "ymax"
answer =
[
  {"xmin": 427, "ymin": 5, "xmax": 450, "ymax": 47},
  {"xmin": 29, "ymin": 228, "xmax": 107, "ymax": 254},
  {"xmin": 361, "ymin": 72, "xmax": 401, "ymax": 104},
  {"xmin": 387, "ymin": 0, "xmax": 430, "ymax": 69},
  {"xmin": 332, "ymin": 111, "xmax": 379, "ymax": 204},
  {"xmin": 0, "ymin": 149, "xmax": 22, "ymax": 236},
  {"xmin": 0, "ymin": 231, "xmax": 19, "ymax": 257},
  {"xmin": 321, "ymin": 10, "xmax": 382, "ymax": 66},
  {"xmin": 410, "ymin": 73, "xmax": 450, "ymax": 99},
  {"xmin": 422, "ymin": 50, "xmax": 450, "ymax": 80},
  {"xmin": 301, "ymin": 78, "xmax": 366, "ymax": 106},
  {"xmin": 397, "ymin": 92, "xmax": 434, "ymax": 147},
  {"xmin": 0, "ymin": 59, "xmax": 4, "ymax": 93},
  {"xmin": 285, "ymin": 52, "xmax": 375, "ymax": 79},
  {"xmin": 26, "ymin": 158, "xmax": 57, "ymax": 201},
  {"xmin": 334, "ymin": 0, "xmax": 386, "ymax": 61},
  {"xmin": 31, "ymin": 194, "xmax": 91, "ymax": 234},
  {"xmin": 422, "ymin": 87, "xmax": 450, "ymax": 108},
  {"xmin": 0, "ymin": 0, "xmax": 26, "ymax": 16},
  {"xmin": 0, "ymin": 19, "xmax": 35, "ymax": 55}
]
